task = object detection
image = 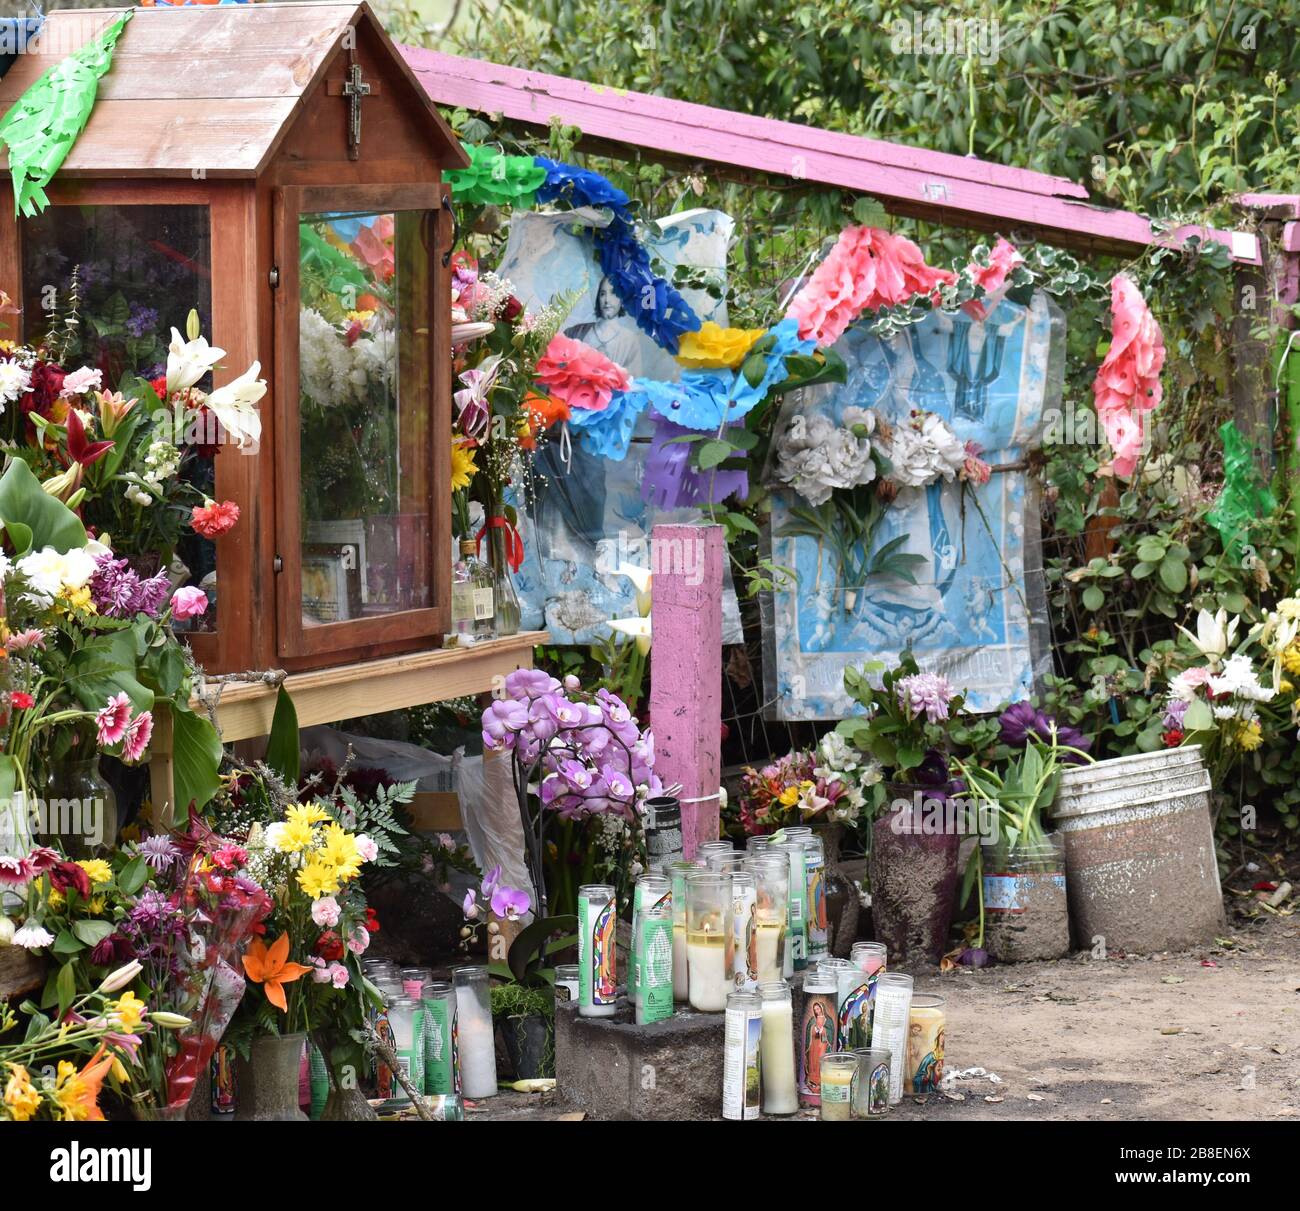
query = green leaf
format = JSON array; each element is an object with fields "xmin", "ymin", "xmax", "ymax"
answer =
[
  {"xmin": 697, "ymin": 440, "xmax": 732, "ymax": 470},
  {"xmin": 1183, "ymin": 698, "xmax": 1214, "ymax": 731},
  {"xmin": 0, "ymin": 457, "xmax": 86, "ymax": 552},
  {"xmin": 264, "ymin": 687, "xmax": 301, "ymax": 785},
  {"xmin": 169, "ymin": 702, "xmax": 223, "ymax": 818},
  {"xmin": 118, "ymin": 855, "xmax": 149, "ymax": 895},
  {"xmin": 1158, "ymin": 557, "xmax": 1188, "ymax": 593},
  {"xmin": 55, "ymin": 960, "xmax": 77, "ymax": 1019},
  {"xmin": 53, "ymin": 929, "xmax": 84, "ymax": 956},
  {"xmin": 725, "ymin": 511, "xmax": 759, "ymax": 535},
  {"xmin": 1081, "ymin": 585, "xmax": 1105, "ymax": 612},
  {"xmin": 72, "ymin": 919, "xmax": 114, "ymax": 947}
]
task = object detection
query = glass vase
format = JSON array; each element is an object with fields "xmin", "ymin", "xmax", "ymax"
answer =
[
  {"xmin": 486, "ymin": 524, "xmax": 521, "ymax": 636},
  {"xmin": 233, "ymin": 1033, "xmax": 309, "ymax": 1122},
  {"xmin": 37, "ymin": 738, "xmax": 117, "ymax": 860}
]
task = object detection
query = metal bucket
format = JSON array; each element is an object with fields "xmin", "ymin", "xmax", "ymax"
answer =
[{"xmin": 1052, "ymin": 746, "xmax": 1225, "ymax": 953}]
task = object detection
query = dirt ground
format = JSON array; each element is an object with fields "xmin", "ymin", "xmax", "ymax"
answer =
[{"xmin": 889, "ymin": 910, "xmax": 1300, "ymax": 1122}]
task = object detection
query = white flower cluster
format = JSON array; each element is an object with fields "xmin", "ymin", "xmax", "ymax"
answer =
[
  {"xmin": 299, "ymin": 307, "xmax": 395, "ymax": 409},
  {"xmin": 885, "ymin": 412, "xmax": 968, "ymax": 489},
  {"xmin": 0, "ymin": 356, "xmax": 33, "ymax": 411},
  {"xmin": 140, "ymin": 439, "xmax": 181, "ymax": 490},
  {"xmin": 812, "ymin": 730, "xmax": 880, "ymax": 824},
  {"xmin": 774, "ymin": 406, "xmax": 878, "ymax": 506}
]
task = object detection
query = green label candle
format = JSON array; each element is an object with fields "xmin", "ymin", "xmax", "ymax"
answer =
[{"xmin": 578, "ymin": 884, "xmax": 618, "ymax": 1017}]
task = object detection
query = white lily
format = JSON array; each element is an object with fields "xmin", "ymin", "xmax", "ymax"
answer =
[
  {"xmin": 165, "ymin": 327, "xmax": 225, "ymax": 395},
  {"xmin": 615, "ymin": 562, "xmax": 653, "ymax": 614},
  {"xmin": 204, "ymin": 361, "xmax": 266, "ymax": 449},
  {"xmin": 1177, "ymin": 607, "xmax": 1238, "ymax": 663},
  {"xmin": 609, "ymin": 614, "xmax": 651, "ymax": 655}
]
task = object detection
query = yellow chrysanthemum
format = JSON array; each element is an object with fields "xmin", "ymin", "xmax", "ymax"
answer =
[
  {"xmin": 675, "ymin": 321, "xmax": 767, "ymax": 370},
  {"xmin": 273, "ymin": 819, "xmax": 316, "ymax": 854},
  {"xmin": 778, "ymin": 785, "xmax": 800, "ymax": 808},
  {"xmin": 287, "ymin": 802, "xmax": 330, "ymax": 828},
  {"xmin": 1281, "ymin": 641, "xmax": 1300, "ymax": 677},
  {"xmin": 48, "ymin": 889, "xmax": 65, "ymax": 912},
  {"xmin": 109, "ymin": 991, "xmax": 146, "ymax": 1033},
  {"xmin": 3, "ymin": 1063, "xmax": 41, "ymax": 1121},
  {"xmin": 77, "ymin": 859, "xmax": 113, "ymax": 887},
  {"xmin": 451, "ymin": 440, "xmax": 478, "ymax": 492},
  {"xmin": 88, "ymin": 896, "xmax": 106, "ymax": 915},
  {"xmin": 318, "ymin": 823, "xmax": 361, "ymax": 868},
  {"xmin": 1235, "ymin": 719, "xmax": 1264, "ymax": 751},
  {"xmin": 61, "ymin": 585, "xmax": 96, "ymax": 616},
  {"xmin": 297, "ymin": 861, "xmax": 341, "ymax": 899}
]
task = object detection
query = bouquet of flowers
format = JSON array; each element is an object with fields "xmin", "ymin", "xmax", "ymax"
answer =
[
  {"xmin": 482, "ymin": 668, "xmax": 657, "ymax": 916},
  {"xmin": 736, "ymin": 733, "xmax": 879, "ymax": 835}
]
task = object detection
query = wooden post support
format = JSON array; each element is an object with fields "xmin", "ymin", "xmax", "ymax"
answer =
[{"xmin": 648, "ymin": 523, "xmax": 723, "ymax": 858}]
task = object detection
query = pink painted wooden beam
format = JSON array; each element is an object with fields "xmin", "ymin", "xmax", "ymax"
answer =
[
  {"xmin": 648, "ymin": 524, "xmax": 723, "ymax": 858},
  {"xmin": 400, "ymin": 45, "xmax": 1259, "ymax": 264}
]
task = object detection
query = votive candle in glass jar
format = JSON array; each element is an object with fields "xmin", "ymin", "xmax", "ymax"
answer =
[
  {"xmin": 802, "ymin": 834, "xmax": 829, "ymax": 962},
  {"xmin": 629, "ymin": 873, "xmax": 670, "ymax": 1011},
  {"xmin": 453, "ymin": 966, "xmax": 497, "ymax": 1098},
  {"xmin": 871, "ymin": 972, "xmax": 914, "ymax": 1104},
  {"xmin": 746, "ymin": 835, "xmax": 771, "ymax": 856},
  {"xmin": 722, "ymin": 991, "xmax": 763, "ymax": 1121},
  {"xmin": 759, "ymin": 981, "xmax": 798, "ymax": 1116},
  {"xmin": 706, "ymin": 850, "xmax": 747, "ymax": 874},
  {"xmin": 799, "ymin": 966, "xmax": 839, "ymax": 1107},
  {"xmin": 637, "ymin": 894, "xmax": 675, "ymax": 1025},
  {"xmin": 836, "ymin": 961, "xmax": 879, "ymax": 1051},
  {"xmin": 421, "ymin": 980, "xmax": 458, "ymax": 1096},
  {"xmin": 729, "ymin": 870, "xmax": 758, "ymax": 991},
  {"xmin": 905, "ymin": 994, "xmax": 946, "ymax": 1094},
  {"xmin": 851, "ymin": 1048, "xmax": 892, "ymax": 1118},
  {"xmin": 667, "ymin": 861, "xmax": 701, "ymax": 1001},
  {"xmin": 686, "ymin": 872, "xmax": 733, "ymax": 1011},
  {"xmin": 386, "ymin": 997, "xmax": 425, "ymax": 1104},
  {"xmin": 851, "ymin": 940, "xmax": 887, "ymax": 976},
  {"xmin": 697, "ymin": 841, "xmax": 734, "ymax": 863},
  {"xmin": 769, "ymin": 835, "xmax": 808, "ymax": 972},
  {"xmin": 553, "ymin": 963, "xmax": 580, "ymax": 1004},
  {"xmin": 745, "ymin": 854, "xmax": 788, "ymax": 985},
  {"xmin": 819, "ymin": 1053, "xmax": 858, "ymax": 1121},
  {"xmin": 577, "ymin": 883, "xmax": 618, "ymax": 1018}
]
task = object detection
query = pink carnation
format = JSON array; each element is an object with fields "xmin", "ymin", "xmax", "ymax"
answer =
[
  {"xmin": 534, "ymin": 335, "xmax": 631, "ymax": 413},
  {"xmin": 786, "ymin": 225, "xmax": 956, "ymax": 346},
  {"xmin": 1092, "ymin": 274, "xmax": 1165, "ymax": 478}
]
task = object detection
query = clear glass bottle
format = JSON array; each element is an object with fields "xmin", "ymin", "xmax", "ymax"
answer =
[
  {"xmin": 451, "ymin": 537, "xmax": 495, "ymax": 639},
  {"xmin": 487, "ymin": 526, "xmax": 521, "ymax": 636}
]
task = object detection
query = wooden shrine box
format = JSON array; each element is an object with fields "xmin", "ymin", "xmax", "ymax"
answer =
[{"xmin": 0, "ymin": 2, "xmax": 466, "ymax": 673}]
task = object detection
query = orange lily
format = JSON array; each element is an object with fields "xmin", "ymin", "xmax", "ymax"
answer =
[
  {"xmin": 241, "ymin": 933, "xmax": 312, "ymax": 1013},
  {"xmin": 52, "ymin": 1046, "xmax": 115, "ymax": 1122}
]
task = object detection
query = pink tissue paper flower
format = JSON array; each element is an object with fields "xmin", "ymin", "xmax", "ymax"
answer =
[
  {"xmin": 534, "ymin": 335, "xmax": 631, "ymax": 413},
  {"xmin": 1092, "ymin": 273, "xmax": 1165, "ymax": 478}
]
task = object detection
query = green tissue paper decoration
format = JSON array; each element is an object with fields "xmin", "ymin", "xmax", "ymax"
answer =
[
  {"xmin": 0, "ymin": 10, "xmax": 132, "ymax": 217},
  {"xmin": 445, "ymin": 143, "xmax": 547, "ymax": 208},
  {"xmin": 1207, "ymin": 419, "xmax": 1277, "ymax": 558}
]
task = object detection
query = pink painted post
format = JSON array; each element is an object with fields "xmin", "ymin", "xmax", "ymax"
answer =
[{"xmin": 649, "ymin": 523, "xmax": 723, "ymax": 858}]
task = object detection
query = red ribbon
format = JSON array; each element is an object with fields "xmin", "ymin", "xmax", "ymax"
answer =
[{"xmin": 476, "ymin": 515, "xmax": 524, "ymax": 573}]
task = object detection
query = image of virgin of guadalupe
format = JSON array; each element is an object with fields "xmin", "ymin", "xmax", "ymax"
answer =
[
  {"xmin": 530, "ymin": 275, "xmax": 644, "ymax": 578},
  {"xmin": 800, "ymin": 997, "xmax": 835, "ymax": 1094}
]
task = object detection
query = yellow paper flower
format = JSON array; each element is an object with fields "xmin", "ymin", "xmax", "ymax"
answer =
[
  {"xmin": 451, "ymin": 440, "xmax": 478, "ymax": 492},
  {"xmin": 77, "ymin": 858, "xmax": 113, "ymax": 887},
  {"xmin": 3, "ymin": 1063, "xmax": 41, "ymax": 1121},
  {"xmin": 297, "ymin": 861, "xmax": 341, "ymax": 899},
  {"xmin": 675, "ymin": 321, "xmax": 767, "ymax": 370},
  {"xmin": 109, "ymin": 991, "xmax": 146, "ymax": 1033}
]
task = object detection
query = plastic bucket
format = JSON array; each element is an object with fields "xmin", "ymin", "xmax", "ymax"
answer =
[{"xmin": 1052, "ymin": 747, "xmax": 1224, "ymax": 953}]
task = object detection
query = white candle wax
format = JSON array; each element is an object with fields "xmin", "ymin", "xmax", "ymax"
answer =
[
  {"xmin": 753, "ymin": 921, "xmax": 784, "ymax": 985},
  {"xmin": 455, "ymin": 989, "xmax": 498, "ymax": 1097},
  {"xmin": 687, "ymin": 933, "xmax": 730, "ymax": 1011},
  {"xmin": 672, "ymin": 923, "xmax": 689, "ymax": 1000},
  {"xmin": 760, "ymin": 998, "xmax": 798, "ymax": 1115}
]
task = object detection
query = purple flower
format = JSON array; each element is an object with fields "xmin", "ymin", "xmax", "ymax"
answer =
[
  {"xmin": 89, "ymin": 555, "xmax": 171, "ymax": 619},
  {"xmin": 482, "ymin": 698, "xmax": 528, "ymax": 749},
  {"xmin": 490, "ymin": 885, "xmax": 530, "ymax": 919},
  {"xmin": 998, "ymin": 701, "xmax": 1047, "ymax": 746},
  {"xmin": 558, "ymin": 759, "xmax": 594, "ymax": 792},
  {"xmin": 602, "ymin": 764, "xmax": 633, "ymax": 801},
  {"xmin": 138, "ymin": 835, "xmax": 178, "ymax": 872},
  {"xmin": 1162, "ymin": 697, "xmax": 1189, "ymax": 730},
  {"xmin": 504, "ymin": 668, "xmax": 561, "ymax": 700},
  {"xmin": 896, "ymin": 672, "xmax": 955, "ymax": 723}
]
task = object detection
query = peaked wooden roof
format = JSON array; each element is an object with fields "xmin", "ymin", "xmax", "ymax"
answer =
[{"xmin": 0, "ymin": 2, "xmax": 466, "ymax": 178}]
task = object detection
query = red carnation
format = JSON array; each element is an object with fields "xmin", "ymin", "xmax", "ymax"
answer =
[
  {"xmin": 314, "ymin": 930, "xmax": 345, "ymax": 961},
  {"xmin": 10, "ymin": 691, "xmax": 33, "ymax": 710},
  {"xmin": 1161, "ymin": 728, "xmax": 1184, "ymax": 748},
  {"xmin": 191, "ymin": 499, "xmax": 240, "ymax": 538},
  {"xmin": 49, "ymin": 860, "xmax": 92, "ymax": 899},
  {"xmin": 365, "ymin": 907, "xmax": 381, "ymax": 934},
  {"xmin": 498, "ymin": 295, "xmax": 523, "ymax": 321}
]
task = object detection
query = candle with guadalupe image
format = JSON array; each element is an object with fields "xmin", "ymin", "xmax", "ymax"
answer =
[
  {"xmin": 798, "ymin": 967, "xmax": 839, "ymax": 1106},
  {"xmin": 852, "ymin": 1048, "xmax": 893, "ymax": 1118},
  {"xmin": 727, "ymin": 869, "xmax": 758, "ymax": 990},
  {"xmin": 803, "ymin": 834, "xmax": 829, "ymax": 961},
  {"xmin": 759, "ymin": 981, "xmax": 799, "ymax": 1115},
  {"xmin": 836, "ymin": 962, "xmax": 879, "ymax": 1050},
  {"xmin": 819, "ymin": 1053, "xmax": 858, "ymax": 1121},
  {"xmin": 686, "ymin": 872, "xmax": 734, "ymax": 1011},
  {"xmin": 745, "ymin": 854, "xmax": 788, "ymax": 985},
  {"xmin": 905, "ymin": 995, "xmax": 946, "ymax": 1093},
  {"xmin": 871, "ymin": 973, "xmax": 914, "ymax": 1103},
  {"xmin": 771, "ymin": 832, "xmax": 810, "ymax": 970},
  {"xmin": 722, "ymin": 991, "xmax": 763, "ymax": 1121},
  {"xmin": 578, "ymin": 884, "xmax": 618, "ymax": 1018}
]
